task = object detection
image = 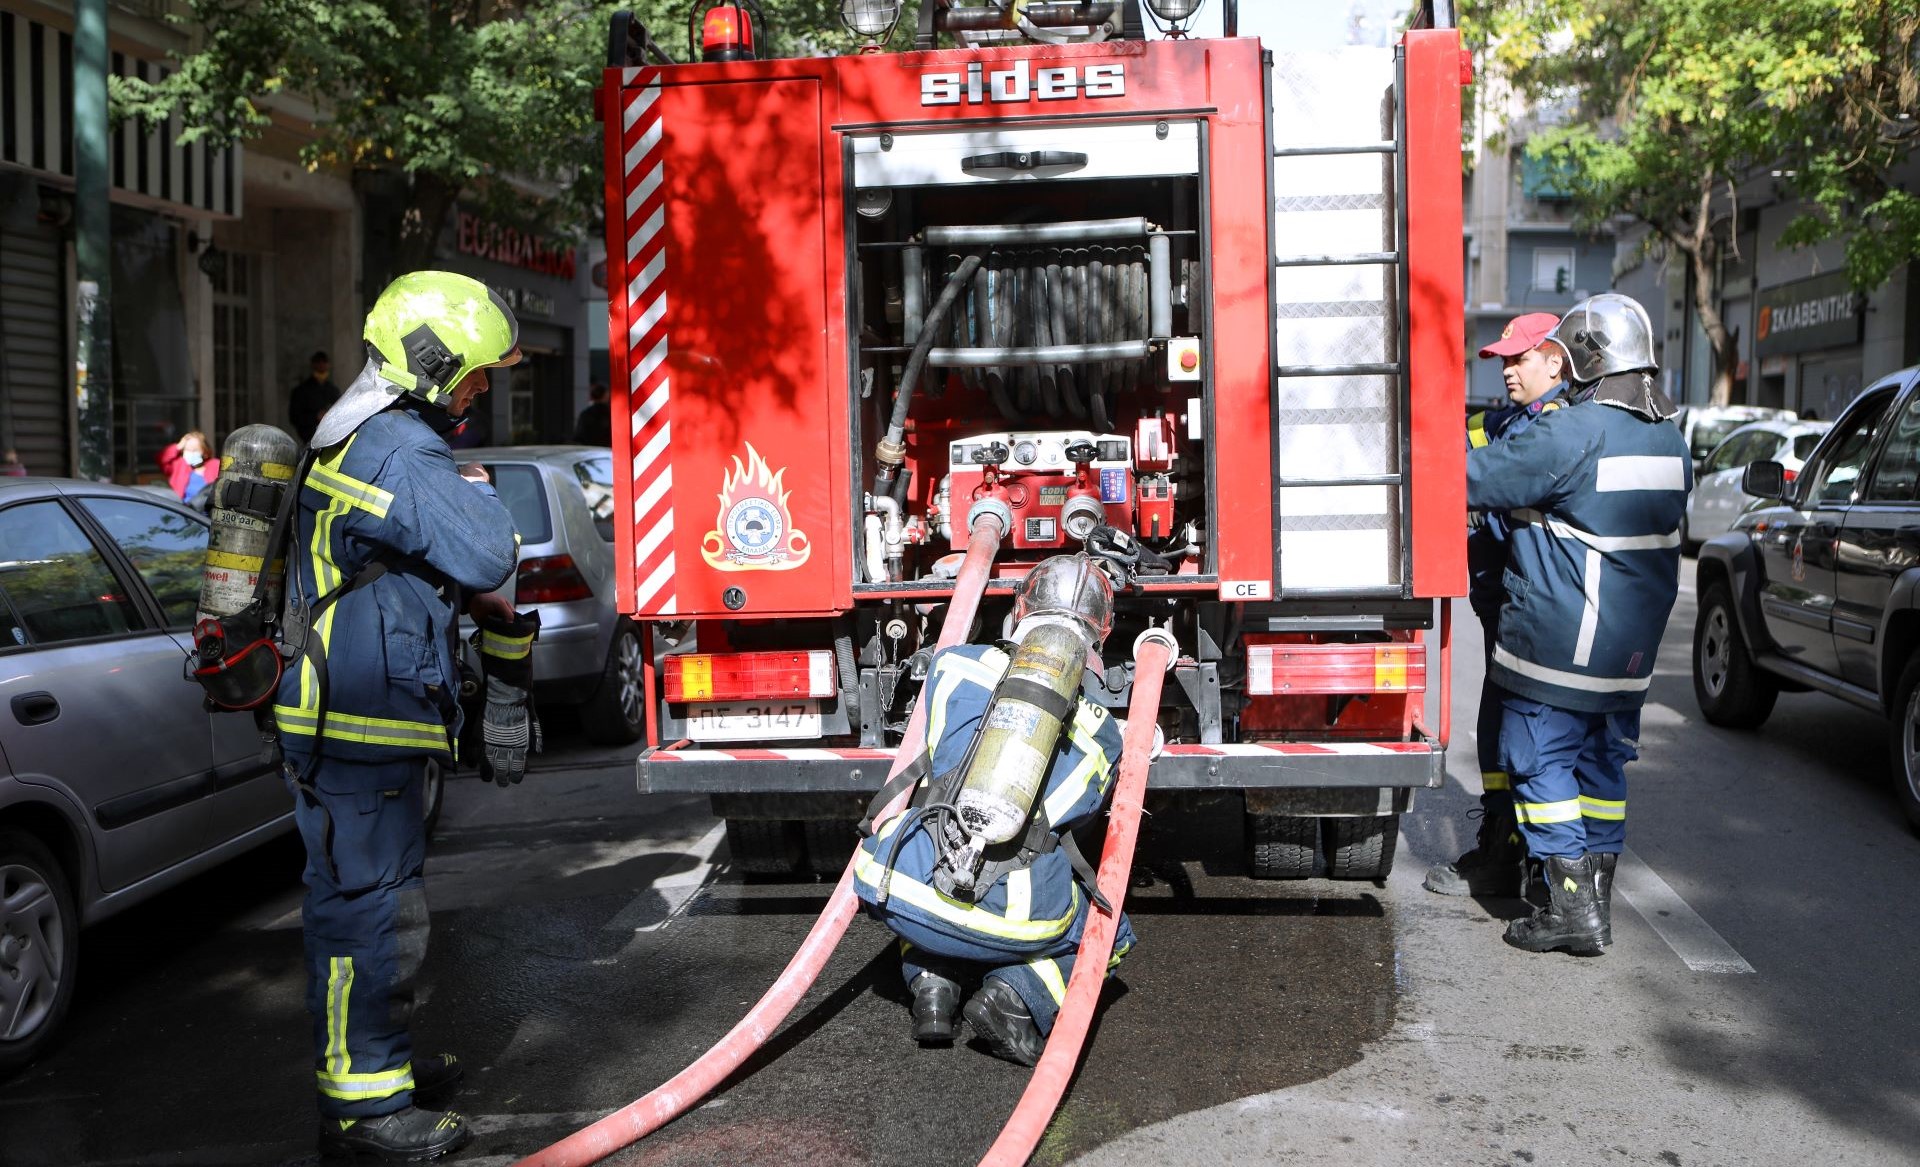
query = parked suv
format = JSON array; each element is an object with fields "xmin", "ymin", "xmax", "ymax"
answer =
[{"xmin": 1692, "ymin": 366, "xmax": 1920, "ymax": 832}]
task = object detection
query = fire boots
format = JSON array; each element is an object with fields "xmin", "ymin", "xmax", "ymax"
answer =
[
  {"xmin": 1593, "ymin": 851, "xmax": 1618, "ymax": 947},
  {"xmin": 963, "ymin": 976, "xmax": 1046, "ymax": 1066},
  {"xmin": 318, "ymin": 1107, "xmax": 470, "ymax": 1162},
  {"xmin": 1423, "ymin": 795, "xmax": 1525, "ymax": 897},
  {"xmin": 910, "ymin": 971, "xmax": 961, "ymax": 1045},
  {"xmin": 1504, "ymin": 853, "xmax": 1606, "ymax": 957}
]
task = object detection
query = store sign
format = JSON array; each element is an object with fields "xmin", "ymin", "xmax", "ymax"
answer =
[
  {"xmin": 456, "ymin": 210, "xmax": 577, "ymax": 280},
  {"xmin": 488, "ymin": 284, "xmax": 556, "ymax": 320},
  {"xmin": 1755, "ymin": 271, "xmax": 1862, "ymax": 357}
]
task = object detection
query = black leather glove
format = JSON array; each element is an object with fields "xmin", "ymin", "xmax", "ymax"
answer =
[{"xmin": 472, "ymin": 609, "xmax": 540, "ymax": 787}]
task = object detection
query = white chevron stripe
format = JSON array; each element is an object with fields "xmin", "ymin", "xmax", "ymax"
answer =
[
  {"xmin": 621, "ymin": 66, "xmax": 641, "ymax": 87},
  {"xmin": 624, "ymin": 118, "xmax": 663, "ymax": 178},
  {"xmin": 632, "ymin": 511, "xmax": 674, "ymax": 568},
  {"xmin": 660, "ymin": 595, "xmax": 678, "ymax": 616},
  {"xmin": 628, "ymin": 291, "xmax": 668, "ymax": 349},
  {"xmin": 628, "ymin": 205, "xmax": 667, "ymax": 262},
  {"xmin": 632, "ymin": 419, "xmax": 673, "ymax": 475},
  {"xmin": 632, "ymin": 461, "xmax": 674, "ymax": 524},
  {"xmin": 626, "ymin": 160, "xmax": 664, "ymax": 219},
  {"xmin": 631, "ymin": 342, "xmax": 670, "ymax": 399},
  {"xmin": 622, "ymin": 81, "xmax": 659, "ymax": 132},
  {"xmin": 631, "ymin": 379, "xmax": 670, "ymax": 434},
  {"xmin": 634, "ymin": 553, "xmax": 677, "ymax": 608},
  {"xmin": 627, "ymin": 247, "xmax": 667, "ymax": 306}
]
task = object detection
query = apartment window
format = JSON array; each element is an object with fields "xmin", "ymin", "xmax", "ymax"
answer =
[
  {"xmin": 207, "ymin": 250, "xmax": 257, "ymax": 448},
  {"xmin": 1532, "ymin": 248, "xmax": 1574, "ymax": 294}
]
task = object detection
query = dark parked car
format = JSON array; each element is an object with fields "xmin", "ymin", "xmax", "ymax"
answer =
[
  {"xmin": 1693, "ymin": 366, "xmax": 1920, "ymax": 832},
  {"xmin": 0, "ymin": 479, "xmax": 294, "ymax": 1073}
]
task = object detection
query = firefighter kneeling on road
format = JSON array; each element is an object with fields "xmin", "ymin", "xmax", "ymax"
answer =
[
  {"xmin": 853, "ymin": 555, "xmax": 1136, "ymax": 1065},
  {"xmin": 275, "ymin": 271, "xmax": 539, "ymax": 1160}
]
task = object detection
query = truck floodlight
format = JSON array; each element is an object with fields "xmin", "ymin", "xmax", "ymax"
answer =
[
  {"xmin": 840, "ymin": 0, "xmax": 904, "ymax": 42},
  {"xmin": 1143, "ymin": 0, "xmax": 1204, "ymax": 28}
]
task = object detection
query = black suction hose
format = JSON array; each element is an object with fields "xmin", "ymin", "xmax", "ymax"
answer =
[{"xmin": 875, "ymin": 252, "xmax": 985, "ymax": 491}]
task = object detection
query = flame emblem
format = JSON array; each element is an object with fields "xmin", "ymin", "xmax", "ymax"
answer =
[{"xmin": 701, "ymin": 443, "xmax": 811, "ymax": 572}]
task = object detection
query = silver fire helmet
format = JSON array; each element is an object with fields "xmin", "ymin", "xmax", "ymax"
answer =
[
  {"xmin": 1551, "ymin": 293, "xmax": 1657, "ymax": 384},
  {"xmin": 1013, "ymin": 554, "xmax": 1115, "ymax": 646}
]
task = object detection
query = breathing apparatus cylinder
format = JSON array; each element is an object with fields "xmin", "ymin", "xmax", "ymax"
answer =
[
  {"xmin": 934, "ymin": 554, "xmax": 1115, "ymax": 898},
  {"xmin": 190, "ymin": 424, "xmax": 301, "ymax": 710}
]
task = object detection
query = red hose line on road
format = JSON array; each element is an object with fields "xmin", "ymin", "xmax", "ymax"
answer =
[
  {"xmin": 512, "ymin": 516, "xmax": 1006, "ymax": 1167},
  {"xmin": 978, "ymin": 628, "xmax": 1177, "ymax": 1167}
]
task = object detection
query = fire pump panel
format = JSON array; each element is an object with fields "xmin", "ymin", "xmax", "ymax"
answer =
[{"xmin": 851, "ymin": 119, "xmax": 1209, "ymax": 584}]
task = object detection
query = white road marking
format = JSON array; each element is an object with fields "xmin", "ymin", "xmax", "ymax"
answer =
[
  {"xmin": 600, "ymin": 820, "xmax": 727, "ymax": 934},
  {"xmin": 1616, "ymin": 846, "xmax": 1756, "ymax": 974}
]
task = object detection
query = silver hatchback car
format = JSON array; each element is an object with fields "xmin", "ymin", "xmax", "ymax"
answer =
[
  {"xmin": 0, "ymin": 478, "xmax": 294, "ymax": 1074},
  {"xmin": 452, "ymin": 446, "xmax": 645, "ymax": 744}
]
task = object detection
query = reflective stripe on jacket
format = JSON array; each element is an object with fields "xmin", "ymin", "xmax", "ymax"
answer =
[
  {"xmin": 272, "ymin": 406, "xmax": 517, "ymax": 764},
  {"xmin": 1466, "ymin": 398, "xmax": 1691, "ymax": 713},
  {"xmin": 852, "ymin": 644, "xmax": 1125, "ymax": 944}
]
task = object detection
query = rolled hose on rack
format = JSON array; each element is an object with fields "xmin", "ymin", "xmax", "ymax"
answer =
[
  {"xmin": 510, "ymin": 511, "xmax": 1009, "ymax": 1167},
  {"xmin": 978, "ymin": 626, "xmax": 1178, "ymax": 1167},
  {"xmin": 876, "ymin": 252, "xmax": 986, "ymax": 493}
]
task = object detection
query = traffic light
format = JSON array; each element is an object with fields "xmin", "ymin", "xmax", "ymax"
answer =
[{"xmin": 1554, "ymin": 266, "xmax": 1569, "ymax": 294}]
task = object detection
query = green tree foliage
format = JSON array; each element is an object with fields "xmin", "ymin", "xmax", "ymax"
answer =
[
  {"xmin": 1465, "ymin": 0, "xmax": 1919, "ymax": 404},
  {"xmin": 111, "ymin": 1, "xmax": 877, "ymax": 285}
]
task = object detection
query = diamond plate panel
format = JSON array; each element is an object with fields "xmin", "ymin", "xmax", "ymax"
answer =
[
  {"xmin": 1269, "ymin": 49, "xmax": 1395, "ymax": 148},
  {"xmin": 1277, "ymin": 485, "xmax": 1402, "ymax": 589},
  {"xmin": 1275, "ymin": 376, "xmax": 1397, "ymax": 477}
]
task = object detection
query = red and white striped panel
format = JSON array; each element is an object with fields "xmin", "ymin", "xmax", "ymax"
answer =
[
  {"xmin": 621, "ymin": 68, "xmax": 676, "ymax": 615},
  {"xmin": 647, "ymin": 743, "xmax": 1432, "ymax": 762},
  {"xmin": 1161, "ymin": 742, "xmax": 1434, "ymax": 756},
  {"xmin": 649, "ymin": 748, "xmax": 898, "ymax": 762}
]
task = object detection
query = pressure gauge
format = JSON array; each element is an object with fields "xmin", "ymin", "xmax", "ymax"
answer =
[{"xmin": 1013, "ymin": 439, "xmax": 1039, "ymax": 466}]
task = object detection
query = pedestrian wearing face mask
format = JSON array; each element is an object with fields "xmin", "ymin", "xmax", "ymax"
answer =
[{"xmin": 159, "ymin": 430, "xmax": 221, "ymax": 504}]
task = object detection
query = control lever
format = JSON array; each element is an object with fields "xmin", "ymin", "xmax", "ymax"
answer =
[
  {"xmin": 1062, "ymin": 440, "xmax": 1099, "ymax": 466},
  {"xmin": 971, "ymin": 441, "xmax": 1012, "ymax": 467}
]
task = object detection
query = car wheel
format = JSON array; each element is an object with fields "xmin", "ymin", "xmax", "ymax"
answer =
[
  {"xmin": 1885, "ymin": 655, "xmax": 1920, "ymax": 835},
  {"xmin": 1323, "ymin": 814, "xmax": 1401, "ymax": 881},
  {"xmin": 0, "ymin": 829, "xmax": 79, "ymax": 1076},
  {"xmin": 1693, "ymin": 580, "xmax": 1778, "ymax": 729},
  {"xmin": 423, "ymin": 759, "xmax": 445, "ymax": 838},
  {"xmin": 1246, "ymin": 811, "xmax": 1317, "ymax": 879},
  {"xmin": 582, "ymin": 620, "xmax": 646, "ymax": 746}
]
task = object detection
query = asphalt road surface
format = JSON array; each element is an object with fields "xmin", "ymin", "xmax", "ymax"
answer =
[{"xmin": 3, "ymin": 572, "xmax": 1917, "ymax": 1166}]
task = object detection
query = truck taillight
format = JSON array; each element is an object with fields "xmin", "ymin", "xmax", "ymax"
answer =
[
  {"xmin": 1247, "ymin": 643, "xmax": 1426, "ymax": 696},
  {"xmin": 665, "ymin": 651, "xmax": 836, "ymax": 702},
  {"xmin": 516, "ymin": 555, "xmax": 594, "ymax": 603}
]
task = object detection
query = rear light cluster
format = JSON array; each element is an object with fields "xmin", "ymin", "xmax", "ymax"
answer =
[
  {"xmin": 664, "ymin": 651, "xmax": 836, "ymax": 702},
  {"xmin": 516, "ymin": 554, "xmax": 593, "ymax": 603},
  {"xmin": 1245, "ymin": 641, "xmax": 1426, "ymax": 696}
]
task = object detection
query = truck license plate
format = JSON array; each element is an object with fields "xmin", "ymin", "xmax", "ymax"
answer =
[{"xmin": 686, "ymin": 701, "xmax": 822, "ymax": 742}]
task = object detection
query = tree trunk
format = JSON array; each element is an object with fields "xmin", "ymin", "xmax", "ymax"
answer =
[
  {"xmin": 1679, "ymin": 177, "xmax": 1739, "ymax": 407},
  {"xmin": 395, "ymin": 172, "xmax": 461, "ymax": 275}
]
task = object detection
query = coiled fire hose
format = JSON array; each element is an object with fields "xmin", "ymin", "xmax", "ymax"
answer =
[{"xmin": 512, "ymin": 511, "xmax": 1008, "ymax": 1167}]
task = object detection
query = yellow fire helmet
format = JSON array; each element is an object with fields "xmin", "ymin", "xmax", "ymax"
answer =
[{"xmin": 311, "ymin": 271, "xmax": 523, "ymax": 450}]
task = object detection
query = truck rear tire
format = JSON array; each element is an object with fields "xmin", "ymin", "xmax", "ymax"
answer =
[
  {"xmin": 724, "ymin": 818, "xmax": 806, "ymax": 876},
  {"xmin": 1323, "ymin": 813, "xmax": 1400, "ymax": 881},
  {"xmin": 1246, "ymin": 812, "xmax": 1318, "ymax": 880},
  {"xmin": 1694, "ymin": 580, "xmax": 1778, "ymax": 729},
  {"xmin": 803, "ymin": 819, "xmax": 859, "ymax": 877}
]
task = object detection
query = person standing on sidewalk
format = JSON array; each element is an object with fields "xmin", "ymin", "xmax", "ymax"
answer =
[
  {"xmin": 1463, "ymin": 293, "xmax": 1689, "ymax": 956},
  {"xmin": 1426, "ymin": 312, "xmax": 1568, "ymax": 899}
]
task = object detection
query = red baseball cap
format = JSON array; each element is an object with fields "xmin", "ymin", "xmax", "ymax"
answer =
[{"xmin": 1478, "ymin": 312, "xmax": 1563, "ymax": 359}]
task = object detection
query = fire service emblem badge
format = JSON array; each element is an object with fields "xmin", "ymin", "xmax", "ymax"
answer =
[{"xmin": 701, "ymin": 444, "xmax": 812, "ymax": 571}]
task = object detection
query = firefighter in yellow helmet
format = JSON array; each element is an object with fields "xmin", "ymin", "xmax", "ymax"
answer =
[{"xmin": 276, "ymin": 271, "xmax": 533, "ymax": 1160}]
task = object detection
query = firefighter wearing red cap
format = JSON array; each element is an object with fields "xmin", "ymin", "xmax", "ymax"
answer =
[{"xmin": 1424, "ymin": 312, "xmax": 1568, "ymax": 899}]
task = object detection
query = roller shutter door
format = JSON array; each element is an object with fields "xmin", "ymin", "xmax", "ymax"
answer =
[{"xmin": 0, "ymin": 226, "xmax": 68, "ymax": 477}]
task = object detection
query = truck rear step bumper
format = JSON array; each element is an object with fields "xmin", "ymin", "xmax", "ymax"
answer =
[{"xmin": 636, "ymin": 742, "xmax": 1444, "ymax": 795}]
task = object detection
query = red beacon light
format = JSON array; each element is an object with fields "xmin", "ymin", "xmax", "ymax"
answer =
[{"xmin": 701, "ymin": 4, "xmax": 755, "ymax": 62}]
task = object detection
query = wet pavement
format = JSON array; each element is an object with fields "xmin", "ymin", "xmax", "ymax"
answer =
[{"xmin": 6, "ymin": 579, "xmax": 1920, "ymax": 1165}]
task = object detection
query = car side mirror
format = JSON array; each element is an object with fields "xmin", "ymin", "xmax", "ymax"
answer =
[
  {"xmin": 1742, "ymin": 459, "xmax": 1787, "ymax": 500},
  {"xmin": 595, "ymin": 516, "xmax": 615, "ymax": 542}
]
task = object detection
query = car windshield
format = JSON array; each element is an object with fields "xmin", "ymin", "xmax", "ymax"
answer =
[
  {"xmin": 1692, "ymin": 418, "xmax": 1749, "ymax": 460},
  {"xmin": 486, "ymin": 464, "xmax": 552, "ymax": 544}
]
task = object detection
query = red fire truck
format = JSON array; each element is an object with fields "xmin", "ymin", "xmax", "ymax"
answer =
[{"xmin": 598, "ymin": 0, "xmax": 1468, "ymax": 880}]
